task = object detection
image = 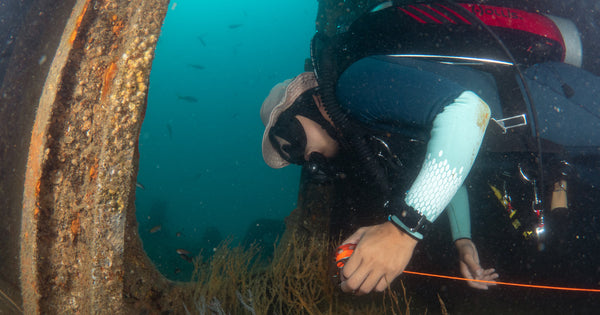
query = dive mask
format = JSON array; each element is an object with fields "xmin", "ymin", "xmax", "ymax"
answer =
[
  {"xmin": 268, "ymin": 109, "xmax": 307, "ymax": 165},
  {"xmin": 268, "ymin": 90, "xmax": 338, "ymax": 166}
]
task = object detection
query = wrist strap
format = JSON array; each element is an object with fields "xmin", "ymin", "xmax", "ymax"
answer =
[{"xmin": 387, "ymin": 213, "xmax": 427, "ymax": 240}]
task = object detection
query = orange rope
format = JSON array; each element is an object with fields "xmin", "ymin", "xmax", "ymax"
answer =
[{"xmin": 404, "ymin": 270, "xmax": 600, "ymax": 293}]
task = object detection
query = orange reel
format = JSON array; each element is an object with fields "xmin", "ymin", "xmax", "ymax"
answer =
[{"xmin": 335, "ymin": 243, "xmax": 356, "ymax": 268}]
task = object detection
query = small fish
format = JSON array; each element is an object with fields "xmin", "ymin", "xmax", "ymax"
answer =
[
  {"xmin": 176, "ymin": 248, "xmax": 191, "ymax": 255},
  {"xmin": 136, "ymin": 182, "xmax": 145, "ymax": 190},
  {"xmin": 174, "ymin": 267, "xmax": 181, "ymax": 274},
  {"xmin": 149, "ymin": 225, "xmax": 162, "ymax": 233},
  {"xmin": 196, "ymin": 33, "xmax": 207, "ymax": 46},
  {"xmin": 177, "ymin": 249, "xmax": 193, "ymax": 262},
  {"xmin": 228, "ymin": 23, "xmax": 243, "ymax": 29},
  {"xmin": 187, "ymin": 64, "xmax": 205, "ymax": 70},
  {"xmin": 178, "ymin": 253, "xmax": 193, "ymax": 262},
  {"xmin": 176, "ymin": 231, "xmax": 183, "ymax": 237},
  {"xmin": 177, "ymin": 95, "xmax": 198, "ymax": 103}
]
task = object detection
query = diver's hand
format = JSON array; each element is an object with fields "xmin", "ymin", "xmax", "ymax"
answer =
[
  {"xmin": 339, "ymin": 222, "xmax": 417, "ymax": 295},
  {"xmin": 455, "ymin": 238, "xmax": 499, "ymax": 290}
]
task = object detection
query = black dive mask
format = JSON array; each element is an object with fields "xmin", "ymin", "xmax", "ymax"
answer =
[
  {"xmin": 268, "ymin": 89, "xmax": 338, "ymax": 166},
  {"xmin": 269, "ymin": 110, "xmax": 307, "ymax": 165}
]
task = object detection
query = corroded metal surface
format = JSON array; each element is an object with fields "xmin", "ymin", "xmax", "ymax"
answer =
[
  {"xmin": 20, "ymin": 0, "xmax": 192, "ymax": 313},
  {"xmin": 0, "ymin": 0, "xmax": 77, "ymax": 313}
]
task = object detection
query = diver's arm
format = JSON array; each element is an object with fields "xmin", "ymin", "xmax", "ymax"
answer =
[
  {"xmin": 447, "ymin": 185, "xmax": 471, "ymax": 241},
  {"xmin": 447, "ymin": 185, "xmax": 499, "ymax": 289},
  {"xmin": 455, "ymin": 238, "xmax": 499, "ymax": 290},
  {"xmin": 403, "ymin": 91, "xmax": 490, "ymax": 228},
  {"xmin": 339, "ymin": 91, "xmax": 490, "ymax": 294}
]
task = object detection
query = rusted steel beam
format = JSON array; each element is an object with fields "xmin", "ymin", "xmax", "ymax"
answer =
[
  {"xmin": 20, "ymin": 0, "xmax": 193, "ymax": 313},
  {"xmin": 1, "ymin": 0, "xmax": 78, "ymax": 313}
]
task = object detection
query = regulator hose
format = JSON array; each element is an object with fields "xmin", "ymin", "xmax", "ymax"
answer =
[{"xmin": 310, "ymin": 33, "xmax": 390, "ymax": 192}]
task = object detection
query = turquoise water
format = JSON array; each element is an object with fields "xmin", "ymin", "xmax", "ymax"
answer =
[
  {"xmin": 135, "ymin": 0, "xmax": 316, "ymax": 280},
  {"xmin": 132, "ymin": 2, "xmax": 600, "ymax": 312}
]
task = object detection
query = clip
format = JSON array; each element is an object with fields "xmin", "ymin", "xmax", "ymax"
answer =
[{"xmin": 492, "ymin": 114, "xmax": 528, "ymax": 134}]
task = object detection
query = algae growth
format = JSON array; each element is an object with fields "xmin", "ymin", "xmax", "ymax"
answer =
[{"xmin": 182, "ymin": 232, "xmax": 444, "ymax": 315}]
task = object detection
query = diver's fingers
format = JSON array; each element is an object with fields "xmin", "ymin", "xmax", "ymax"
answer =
[
  {"xmin": 341, "ymin": 227, "xmax": 367, "ymax": 247},
  {"xmin": 374, "ymin": 276, "xmax": 389, "ymax": 292},
  {"xmin": 480, "ymin": 268, "xmax": 499, "ymax": 285},
  {"xmin": 466, "ymin": 267, "xmax": 499, "ymax": 290},
  {"xmin": 340, "ymin": 263, "xmax": 369, "ymax": 294},
  {"xmin": 354, "ymin": 271, "xmax": 382, "ymax": 295},
  {"xmin": 479, "ymin": 268, "xmax": 497, "ymax": 278},
  {"xmin": 467, "ymin": 279, "xmax": 491, "ymax": 290},
  {"xmin": 341, "ymin": 253, "xmax": 361, "ymax": 280}
]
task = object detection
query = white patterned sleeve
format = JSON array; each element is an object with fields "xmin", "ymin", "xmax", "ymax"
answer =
[{"xmin": 404, "ymin": 91, "xmax": 490, "ymax": 222}]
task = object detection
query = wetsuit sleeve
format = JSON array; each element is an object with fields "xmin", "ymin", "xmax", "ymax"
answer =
[
  {"xmin": 446, "ymin": 185, "xmax": 471, "ymax": 241},
  {"xmin": 404, "ymin": 91, "xmax": 490, "ymax": 223}
]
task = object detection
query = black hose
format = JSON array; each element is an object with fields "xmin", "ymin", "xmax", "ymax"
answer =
[{"xmin": 311, "ymin": 33, "xmax": 390, "ymax": 192}]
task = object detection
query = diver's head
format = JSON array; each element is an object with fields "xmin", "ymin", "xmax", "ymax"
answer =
[{"xmin": 261, "ymin": 72, "xmax": 338, "ymax": 168}]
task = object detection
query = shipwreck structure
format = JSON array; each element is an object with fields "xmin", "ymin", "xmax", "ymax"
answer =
[{"xmin": 0, "ymin": 0, "xmax": 364, "ymax": 313}]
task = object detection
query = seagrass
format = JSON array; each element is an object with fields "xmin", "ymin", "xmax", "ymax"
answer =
[{"xmin": 186, "ymin": 232, "xmax": 418, "ymax": 315}]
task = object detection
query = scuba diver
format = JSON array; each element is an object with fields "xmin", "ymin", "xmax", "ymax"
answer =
[{"xmin": 261, "ymin": 0, "xmax": 600, "ymax": 295}]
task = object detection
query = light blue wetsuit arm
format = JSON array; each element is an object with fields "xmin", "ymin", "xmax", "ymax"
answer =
[
  {"xmin": 447, "ymin": 185, "xmax": 471, "ymax": 241},
  {"xmin": 404, "ymin": 91, "xmax": 490, "ymax": 223}
]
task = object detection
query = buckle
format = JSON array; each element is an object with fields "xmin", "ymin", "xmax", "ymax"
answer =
[
  {"xmin": 491, "ymin": 114, "xmax": 527, "ymax": 134},
  {"xmin": 408, "ymin": 215, "xmax": 427, "ymax": 233},
  {"xmin": 387, "ymin": 205, "xmax": 430, "ymax": 240}
]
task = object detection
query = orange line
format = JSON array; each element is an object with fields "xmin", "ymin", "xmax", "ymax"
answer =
[{"xmin": 404, "ymin": 270, "xmax": 600, "ymax": 293}]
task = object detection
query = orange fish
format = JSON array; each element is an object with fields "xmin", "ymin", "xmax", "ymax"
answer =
[{"xmin": 149, "ymin": 225, "xmax": 162, "ymax": 233}]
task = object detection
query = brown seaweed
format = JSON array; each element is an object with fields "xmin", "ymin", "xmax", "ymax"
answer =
[{"xmin": 184, "ymin": 232, "xmax": 429, "ymax": 314}]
